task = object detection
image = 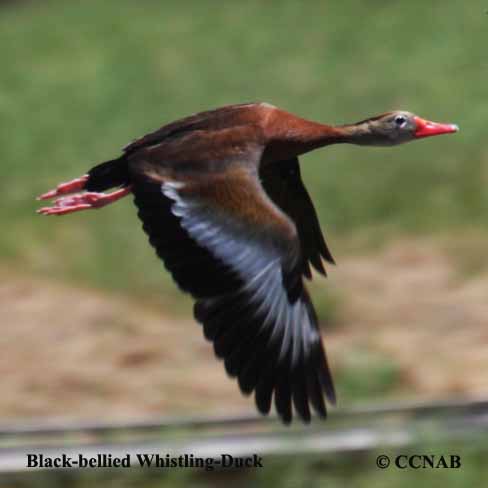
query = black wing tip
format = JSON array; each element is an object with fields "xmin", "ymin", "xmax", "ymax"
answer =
[
  {"xmin": 322, "ymin": 250, "xmax": 336, "ymax": 266},
  {"xmin": 279, "ymin": 409, "xmax": 316, "ymax": 425},
  {"xmin": 261, "ymin": 401, "xmax": 330, "ymax": 424},
  {"xmin": 310, "ymin": 253, "xmax": 328, "ymax": 277},
  {"xmin": 318, "ymin": 354, "xmax": 337, "ymax": 406},
  {"xmin": 255, "ymin": 388, "xmax": 273, "ymax": 416},
  {"xmin": 298, "ymin": 411, "xmax": 312, "ymax": 424},
  {"xmin": 319, "ymin": 370, "xmax": 337, "ymax": 406},
  {"xmin": 313, "ymin": 262, "xmax": 328, "ymax": 277},
  {"xmin": 319, "ymin": 239, "xmax": 336, "ymax": 265},
  {"xmin": 239, "ymin": 387, "xmax": 253, "ymax": 398},
  {"xmin": 280, "ymin": 412, "xmax": 293, "ymax": 425},
  {"xmin": 193, "ymin": 301, "xmax": 206, "ymax": 323},
  {"xmin": 326, "ymin": 386, "xmax": 337, "ymax": 406},
  {"xmin": 292, "ymin": 399, "xmax": 311, "ymax": 424},
  {"xmin": 316, "ymin": 406, "xmax": 328, "ymax": 420},
  {"xmin": 256, "ymin": 402, "xmax": 317, "ymax": 425},
  {"xmin": 274, "ymin": 383, "xmax": 293, "ymax": 425},
  {"xmin": 253, "ymin": 372, "xmax": 332, "ymax": 424},
  {"xmin": 256, "ymin": 400, "xmax": 272, "ymax": 417}
]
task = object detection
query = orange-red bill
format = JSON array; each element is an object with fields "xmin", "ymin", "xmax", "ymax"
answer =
[{"xmin": 414, "ymin": 117, "xmax": 459, "ymax": 139}]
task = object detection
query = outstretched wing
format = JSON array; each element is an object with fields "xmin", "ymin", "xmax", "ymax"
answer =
[
  {"xmin": 260, "ymin": 157, "xmax": 335, "ymax": 279},
  {"xmin": 130, "ymin": 160, "xmax": 335, "ymax": 424}
]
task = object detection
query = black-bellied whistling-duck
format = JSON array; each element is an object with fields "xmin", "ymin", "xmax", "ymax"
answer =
[{"xmin": 37, "ymin": 103, "xmax": 458, "ymax": 424}]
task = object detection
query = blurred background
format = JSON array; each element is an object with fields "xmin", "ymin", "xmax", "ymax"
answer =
[{"xmin": 1, "ymin": 0, "xmax": 487, "ymax": 486}]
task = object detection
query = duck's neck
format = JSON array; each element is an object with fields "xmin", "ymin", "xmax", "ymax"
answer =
[
  {"xmin": 296, "ymin": 122, "xmax": 374, "ymax": 151},
  {"xmin": 271, "ymin": 113, "xmax": 373, "ymax": 156},
  {"xmin": 263, "ymin": 109, "xmax": 377, "ymax": 162}
]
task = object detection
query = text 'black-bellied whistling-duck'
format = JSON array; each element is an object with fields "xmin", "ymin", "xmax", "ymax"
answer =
[{"xmin": 37, "ymin": 103, "xmax": 459, "ymax": 424}]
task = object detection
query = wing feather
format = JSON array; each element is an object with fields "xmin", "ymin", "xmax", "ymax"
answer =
[
  {"xmin": 130, "ymin": 159, "xmax": 335, "ymax": 423},
  {"xmin": 260, "ymin": 158, "xmax": 335, "ymax": 279}
]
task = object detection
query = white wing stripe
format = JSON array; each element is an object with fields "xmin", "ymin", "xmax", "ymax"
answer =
[{"xmin": 163, "ymin": 181, "xmax": 307, "ymax": 375}]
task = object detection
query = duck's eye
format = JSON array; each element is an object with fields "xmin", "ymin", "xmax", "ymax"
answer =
[{"xmin": 394, "ymin": 115, "xmax": 407, "ymax": 127}]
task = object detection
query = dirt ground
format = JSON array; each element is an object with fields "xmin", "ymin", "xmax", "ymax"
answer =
[{"xmin": 1, "ymin": 238, "xmax": 487, "ymax": 422}]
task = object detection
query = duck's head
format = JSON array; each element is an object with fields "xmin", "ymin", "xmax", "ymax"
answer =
[{"xmin": 345, "ymin": 111, "xmax": 459, "ymax": 146}]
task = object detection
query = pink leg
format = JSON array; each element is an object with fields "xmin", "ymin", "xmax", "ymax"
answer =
[
  {"xmin": 37, "ymin": 187, "xmax": 132, "ymax": 216},
  {"xmin": 37, "ymin": 175, "xmax": 90, "ymax": 201}
]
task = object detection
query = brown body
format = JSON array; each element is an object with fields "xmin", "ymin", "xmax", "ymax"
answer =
[
  {"xmin": 37, "ymin": 102, "xmax": 458, "ymax": 424},
  {"xmin": 127, "ymin": 103, "xmax": 340, "ymax": 177}
]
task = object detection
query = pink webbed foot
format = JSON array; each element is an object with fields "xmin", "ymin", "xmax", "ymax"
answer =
[
  {"xmin": 37, "ymin": 187, "xmax": 132, "ymax": 216},
  {"xmin": 37, "ymin": 175, "xmax": 90, "ymax": 201}
]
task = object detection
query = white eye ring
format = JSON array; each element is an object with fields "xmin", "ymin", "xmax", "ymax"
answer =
[{"xmin": 394, "ymin": 115, "xmax": 407, "ymax": 128}]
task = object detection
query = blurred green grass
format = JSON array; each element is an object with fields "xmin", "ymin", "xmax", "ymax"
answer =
[
  {"xmin": 335, "ymin": 349, "xmax": 402, "ymax": 403},
  {"xmin": 1, "ymin": 0, "xmax": 486, "ymax": 304}
]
